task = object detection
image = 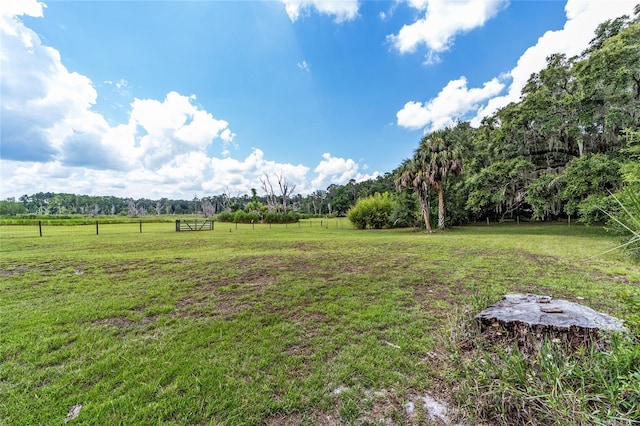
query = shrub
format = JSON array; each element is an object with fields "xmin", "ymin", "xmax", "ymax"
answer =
[
  {"xmin": 346, "ymin": 193, "xmax": 394, "ymax": 229},
  {"xmin": 233, "ymin": 210, "xmax": 260, "ymax": 224},
  {"xmin": 264, "ymin": 212, "xmax": 299, "ymax": 224},
  {"xmin": 216, "ymin": 211, "xmax": 235, "ymax": 222}
]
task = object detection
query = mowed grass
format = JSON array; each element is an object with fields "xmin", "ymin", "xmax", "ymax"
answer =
[{"xmin": 1, "ymin": 222, "xmax": 638, "ymax": 425}]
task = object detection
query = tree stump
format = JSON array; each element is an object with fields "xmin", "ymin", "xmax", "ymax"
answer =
[{"xmin": 475, "ymin": 294, "xmax": 626, "ymax": 352}]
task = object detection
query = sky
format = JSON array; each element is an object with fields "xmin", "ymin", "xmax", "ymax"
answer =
[{"xmin": 1, "ymin": 0, "xmax": 637, "ymax": 200}]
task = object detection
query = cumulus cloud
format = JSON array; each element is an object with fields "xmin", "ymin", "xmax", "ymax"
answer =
[
  {"xmin": 0, "ymin": 1, "xmax": 379, "ymax": 199},
  {"xmin": 397, "ymin": 0, "xmax": 638, "ymax": 132},
  {"xmin": 311, "ymin": 153, "xmax": 379, "ymax": 189},
  {"xmin": 0, "ymin": 0, "xmax": 106, "ymax": 162},
  {"xmin": 0, "ymin": 2, "xmax": 236, "ymax": 198},
  {"xmin": 470, "ymin": 0, "xmax": 637, "ymax": 125},
  {"xmin": 388, "ymin": 0, "xmax": 507, "ymax": 62},
  {"xmin": 397, "ymin": 77, "xmax": 504, "ymax": 133},
  {"xmin": 281, "ymin": 0, "xmax": 359, "ymax": 22},
  {"xmin": 203, "ymin": 149, "xmax": 311, "ymax": 195},
  {"xmin": 131, "ymin": 92, "xmax": 231, "ymax": 169}
]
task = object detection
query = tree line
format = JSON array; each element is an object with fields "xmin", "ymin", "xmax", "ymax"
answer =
[
  {"xmin": 2, "ymin": 10, "xmax": 638, "ymax": 234},
  {"xmin": 0, "ymin": 174, "xmax": 396, "ymax": 219}
]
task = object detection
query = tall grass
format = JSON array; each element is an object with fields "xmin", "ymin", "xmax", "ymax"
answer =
[{"xmin": 444, "ymin": 309, "xmax": 640, "ymax": 425}]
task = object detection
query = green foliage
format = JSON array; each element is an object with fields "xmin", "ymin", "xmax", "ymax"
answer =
[
  {"xmin": 263, "ymin": 212, "xmax": 299, "ymax": 224},
  {"xmin": 216, "ymin": 210, "xmax": 298, "ymax": 224},
  {"xmin": 390, "ymin": 191, "xmax": 419, "ymax": 228},
  {"xmin": 244, "ymin": 200, "xmax": 268, "ymax": 219},
  {"xmin": 526, "ymin": 173, "xmax": 563, "ymax": 220},
  {"xmin": 0, "ymin": 199, "xmax": 28, "ymax": 216},
  {"xmin": 233, "ymin": 210, "xmax": 262, "ymax": 224},
  {"xmin": 216, "ymin": 211, "xmax": 235, "ymax": 222},
  {"xmin": 560, "ymin": 153, "xmax": 622, "ymax": 217},
  {"xmin": 416, "ymin": 129, "xmax": 464, "ymax": 229},
  {"xmin": 346, "ymin": 192, "xmax": 394, "ymax": 229},
  {"xmin": 465, "ymin": 158, "xmax": 534, "ymax": 220}
]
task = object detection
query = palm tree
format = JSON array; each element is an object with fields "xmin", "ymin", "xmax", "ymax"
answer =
[
  {"xmin": 415, "ymin": 129, "xmax": 463, "ymax": 230},
  {"xmin": 395, "ymin": 158, "xmax": 432, "ymax": 230}
]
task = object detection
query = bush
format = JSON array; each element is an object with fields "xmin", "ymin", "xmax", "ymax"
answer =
[
  {"xmin": 346, "ymin": 193, "xmax": 394, "ymax": 229},
  {"xmin": 264, "ymin": 212, "xmax": 299, "ymax": 224},
  {"xmin": 233, "ymin": 210, "xmax": 260, "ymax": 224},
  {"xmin": 216, "ymin": 211, "xmax": 235, "ymax": 222},
  {"xmin": 216, "ymin": 210, "xmax": 299, "ymax": 224}
]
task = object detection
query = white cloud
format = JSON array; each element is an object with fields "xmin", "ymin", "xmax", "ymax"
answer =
[
  {"xmin": 388, "ymin": 0, "xmax": 507, "ymax": 62},
  {"xmin": 0, "ymin": 0, "xmax": 106, "ymax": 162},
  {"xmin": 297, "ymin": 60, "xmax": 311, "ymax": 72},
  {"xmin": 0, "ymin": 1, "xmax": 381, "ymax": 200},
  {"xmin": 203, "ymin": 149, "xmax": 311, "ymax": 195},
  {"xmin": 282, "ymin": 0, "xmax": 359, "ymax": 23},
  {"xmin": 311, "ymin": 153, "xmax": 379, "ymax": 189},
  {"xmin": 396, "ymin": 77, "xmax": 504, "ymax": 133},
  {"xmin": 470, "ymin": 0, "xmax": 637, "ymax": 124},
  {"xmin": 0, "ymin": 0, "xmax": 44, "ymax": 22},
  {"xmin": 396, "ymin": 0, "xmax": 638, "ymax": 133}
]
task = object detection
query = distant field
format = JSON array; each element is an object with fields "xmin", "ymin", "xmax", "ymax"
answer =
[{"xmin": 1, "ymin": 223, "xmax": 638, "ymax": 424}]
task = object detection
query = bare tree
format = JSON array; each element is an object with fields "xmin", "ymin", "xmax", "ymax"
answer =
[
  {"xmin": 154, "ymin": 199, "xmax": 163, "ymax": 215},
  {"xmin": 201, "ymin": 198, "xmax": 215, "ymax": 217},
  {"xmin": 260, "ymin": 173, "xmax": 278, "ymax": 212},
  {"xmin": 277, "ymin": 172, "xmax": 296, "ymax": 214},
  {"xmin": 220, "ymin": 188, "xmax": 231, "ymax": 212},
  {"xmin": 311, "ymin": 190, "xmax": 327, "ymax": 215},
  {"xmin": 261, "ymin": 171, "xmax": 296, "ymax": 214}
]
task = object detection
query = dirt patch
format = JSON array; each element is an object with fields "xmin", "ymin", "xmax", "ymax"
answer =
[
  {"xmin": 91, "ymin": 314, "xmax": 158, "ymax": 328},
  {"xmin": 92, "ymin": 316, "xmax": 136, "ymax": 328},
  {"xmin": 0, "ymin": 265, "xmax": 29, "ymax": 276}
]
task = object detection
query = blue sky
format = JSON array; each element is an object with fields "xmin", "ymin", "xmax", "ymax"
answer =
[{"xmin": 1, "ymin": 0, "xmax": 637, "ymax": 200}]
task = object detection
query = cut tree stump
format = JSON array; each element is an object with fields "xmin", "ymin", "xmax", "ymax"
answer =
[{"xmin": 475, "ymin": 294, "xmax": 626, "ymax": 351}]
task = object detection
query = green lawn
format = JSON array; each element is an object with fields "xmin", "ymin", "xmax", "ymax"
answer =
[{"xmin": 1, "ymin": 222, "xmax": 638, "ymax": 424}]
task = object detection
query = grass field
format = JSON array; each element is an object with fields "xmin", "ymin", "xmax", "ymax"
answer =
[{"xmin": 1, "ymin": 221, "xmax": 639, "ymax": 425}]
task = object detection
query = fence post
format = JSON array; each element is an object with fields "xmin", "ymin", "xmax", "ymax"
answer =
[
  {"xmin": 39, "ymin": 220, "xmax": 42, "ymax": 237},
  {"xmin": 175, "ymin": 220, "xmax": 180, "ymax": 232},
  {"xmin": 96, "ymin": 220, "xmax": 99, "ymax": 235},
  {"xmin": 211, "ymin": 220, "xmax": 214, "ymax": 231},
  {"xmin": 140, "ymin": 220, "xmax": 142, "ymax": 233}
]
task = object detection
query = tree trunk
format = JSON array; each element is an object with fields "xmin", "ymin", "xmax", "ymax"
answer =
[
  {"xmin": 418, "ymin": 194, "xmax": 431, "ymax": 231},
  {"xmin": 437, "ymin": 185, "xmax": 445, "ymax": 230}
]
